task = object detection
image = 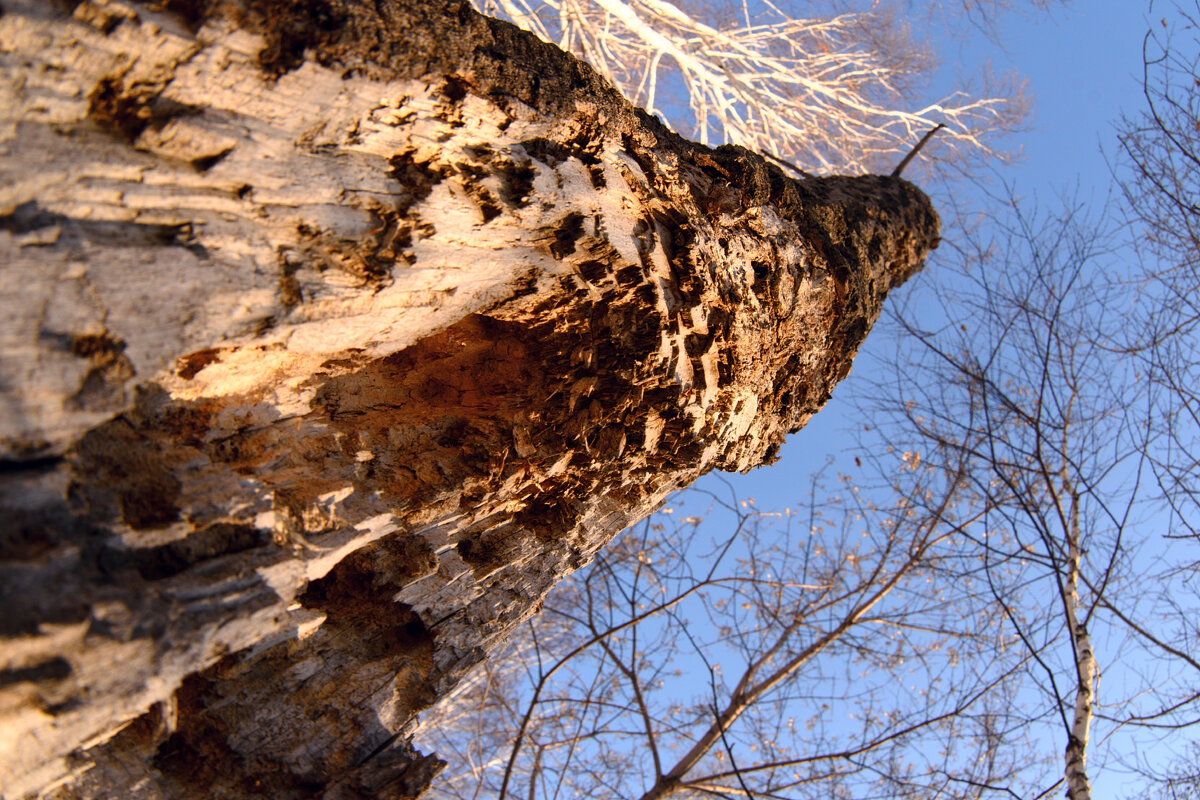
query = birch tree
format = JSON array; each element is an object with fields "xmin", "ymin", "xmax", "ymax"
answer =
[
  {"xmin": 871, "ymin": 189, "xmax": 1200, "ymax": 798},
  {"xmin": 409, "ymin": 6, "xmax": 1200, "ymax": 800},
  {"xmin": 419, "ymin": 181, "xmax": 1200, "ymax": 799}
]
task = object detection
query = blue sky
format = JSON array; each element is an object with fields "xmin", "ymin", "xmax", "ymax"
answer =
[
  {"xmin": 430, "ymin": 3, "xmax": 1187, "ymax": 797},
  {"xmin": 989, "ymin": 1, "xmax": 1151, "ymax": 191},
  {"xmin": 698, "ymin": 0, "xmax": 1155, "ymax": 508},
  {"xmin": 689, "ymin": 4, "xmax": 1171, "ymax": 795}
]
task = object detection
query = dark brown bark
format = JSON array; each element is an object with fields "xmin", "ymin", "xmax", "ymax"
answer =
[{"xmin": 0, "ymin": 0, "xmax": 938, "ymax": 797}]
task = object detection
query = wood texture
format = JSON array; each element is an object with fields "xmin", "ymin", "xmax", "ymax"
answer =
[{"xmin": 0, "ymin": 0, "xmax": 939, "ymax": 796}]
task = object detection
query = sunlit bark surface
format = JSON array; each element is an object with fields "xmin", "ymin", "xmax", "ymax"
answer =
[{"xmin": 0, "ymin": 0, "xmax": 938, "ymax": 796}]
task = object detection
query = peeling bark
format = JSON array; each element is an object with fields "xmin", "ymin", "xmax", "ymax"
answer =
[{"xmin": 0, "ymin": 0, "xmax": 939, "ymax": 797}]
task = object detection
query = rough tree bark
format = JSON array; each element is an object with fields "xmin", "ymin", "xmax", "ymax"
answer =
[{"xmin": 0, "ymin": 0, "xmax": 939, "ymax": 797}]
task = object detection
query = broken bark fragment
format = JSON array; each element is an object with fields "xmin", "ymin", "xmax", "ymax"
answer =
[{"xmin": 0, "ymin": 0, "xmax": 938, "ymax": 796}]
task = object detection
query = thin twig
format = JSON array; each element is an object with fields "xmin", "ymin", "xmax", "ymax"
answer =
[
  {"xmin": 891, "ymin": 123, "xmax": 946, "ymax": 177},
  {"xmin": 707, "ymin": 666, "xmax": 758, "ymax": 800}
]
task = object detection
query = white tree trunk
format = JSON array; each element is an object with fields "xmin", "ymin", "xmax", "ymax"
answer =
[
  {"xmin": 0, "ymin": 0, "xmax": 938, "ymax": 797},
  {"xmin": 1064, "ymin": 482, "xmax": 1096, "ymax": 800}
]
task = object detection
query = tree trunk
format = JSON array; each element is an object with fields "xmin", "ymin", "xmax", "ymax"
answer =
[
  {"xmin": 0, "ymin": 0, "xmax": 939, "ymax": 797},
  {"xmin": 1063, "ymin": 481, "xmax": 1096, "ymax": 800}
]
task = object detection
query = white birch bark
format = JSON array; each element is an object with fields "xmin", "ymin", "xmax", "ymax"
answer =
[{"xmin": 1063, "ymin": 478, "xmax": 1096, "ymax": 800}]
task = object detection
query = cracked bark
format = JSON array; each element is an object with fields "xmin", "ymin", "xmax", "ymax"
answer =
[{"xmin": 0, "ymin": 0, "xmax": 939, "ymax": 797}]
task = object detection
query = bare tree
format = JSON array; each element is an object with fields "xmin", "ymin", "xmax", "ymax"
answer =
[
  {"xmin": 1131, "ymin": 740, "xmax": 1200, "ymax": 800},
  {"xmin": 1103, "ymin": 7, "xmax": 1200, "ymax": 791},
  {"xmin": 869, "ymin": 184, "xmax": 1200, "ymax": 798},
  {"xmin": 904, "ymin": 0, "xmax": 1069, "ymax": 39},
  {"xmin": 417, "ymin": 176, "xmax": 1200, "ymax": 798},
  {"xmin": 1116, "ymin": 0, "xmax": 1200, "ymax": 542},
  {"xmin": 401, "ymin": 6, "xmax": 1200, "ymax": 800},
  {"xmin": 473, "ymin": 0, "xmax": 1030, "ymax": 174},
  {"xmin": 417, "ymin": 463, "xmax": 1046, "ymax": 800}
]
